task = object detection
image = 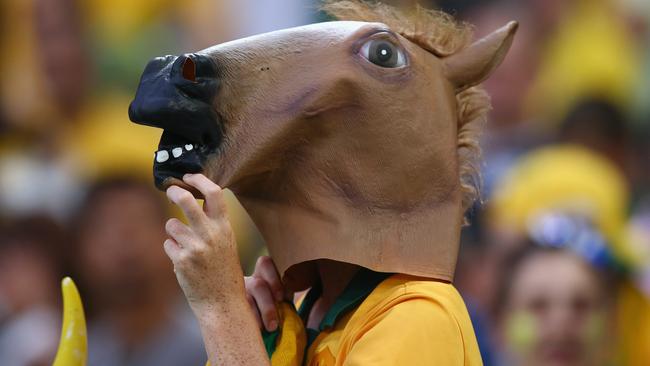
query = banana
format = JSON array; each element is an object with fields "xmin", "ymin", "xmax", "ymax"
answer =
[{"xmin": 52, "ymin": 277, "xmax": 88, "ymax": 366}]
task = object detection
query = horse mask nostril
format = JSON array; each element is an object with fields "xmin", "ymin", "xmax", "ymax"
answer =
[
  {"xmin": 130, "ymin": 52, "xmax": 222, "ymax": 149},
  {"xmin": 182, "ymin": 57, "xmax": 196, "ymax": 82}
]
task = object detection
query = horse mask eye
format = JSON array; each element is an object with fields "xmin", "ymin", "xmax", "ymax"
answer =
[{"xmin": 360, "ymin": 39, "xmax": 406, "ymax": 68}]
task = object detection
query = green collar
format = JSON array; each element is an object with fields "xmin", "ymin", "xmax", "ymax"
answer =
[
  {"xmin": 297, "ymin": 268, "xmax": 391, "ymax": 331},
  {"xmin": 262, "ymin": 268, "xmax": 391, "ymax": 357}
]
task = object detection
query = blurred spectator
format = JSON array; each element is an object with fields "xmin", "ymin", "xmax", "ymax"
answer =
[
  {"xmin": 559, "ymin": 98, "xmax": 628, "ymax": 171},
  {"xmin": 495, "ymin": 244, "xmax": 615, "ymax": 366},
  {"xmin": 73, "ymin": 177, "xmax": 206, "ymax": 366},
  {"xmin": 0, "ymin": 0, "xmax": 89, "ymax": 221},
  {"xmin": 461, "ymin": 144, "xmax": 629, "ymax": 321},
  {"xmin": 486, "ymin": 144, "xmax": 650, "ymax": 365},
  {"xmin": 465, "ymin": 1, "xmax": 547, "ymax": 200},
  {"xmin": 0, "ymin": 216, "xmax": 67, "ymax": 366},
  {"xmin": 33, "ymin": 0, "xmax": 90, "ymax": 122},
  {"xmin": 524, "ymin": 0, "xmax": 641, "ymax": 126},
  {"xmin": 557, "ymin": 97, "xmax": 650, "ymax": 210},
  {"xmin": 488, "ymin": 145, "xmax": 630, "ymax": 260},
  {"xmin": 469, "ymin": 1, "xmax": 541, "ymax": 131}
]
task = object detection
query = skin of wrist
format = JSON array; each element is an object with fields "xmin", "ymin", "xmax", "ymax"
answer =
[{"xmin": 191, "ymin": 286, "xmax": 249, "ymax": 317}]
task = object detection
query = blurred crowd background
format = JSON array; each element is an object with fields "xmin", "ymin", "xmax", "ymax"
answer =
[{"xmin": 0, "ymin": 0, "xmax": 648, "ymax": 365}]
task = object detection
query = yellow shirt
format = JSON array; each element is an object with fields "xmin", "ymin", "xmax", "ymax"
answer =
[{"xmin": 265, "ymin": 271, "xmax": 483, "ymax": 366}]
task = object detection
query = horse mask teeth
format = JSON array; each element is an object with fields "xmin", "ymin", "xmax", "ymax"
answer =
[
  {"xmin": 129, "ymin": 53, "xmax": 223, "ymax": 189},
  {"xmin": 129, "ymin": 19, "xmax": 517, "ymax": 281}
]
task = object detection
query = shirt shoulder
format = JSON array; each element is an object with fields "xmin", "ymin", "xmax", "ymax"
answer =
[{"xmin": 339, "ymin": 275, "xmax": 483, "ymax": 366}]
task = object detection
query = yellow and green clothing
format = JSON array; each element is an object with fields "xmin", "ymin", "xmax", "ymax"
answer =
[{"xmin": 263, "ymin": 269, "xmax": 483, "ymax": 366}]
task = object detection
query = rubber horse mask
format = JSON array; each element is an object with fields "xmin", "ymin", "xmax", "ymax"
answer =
[{"xmin": 128, "ymin": 8, "xmax": 517, "ymax": 284}]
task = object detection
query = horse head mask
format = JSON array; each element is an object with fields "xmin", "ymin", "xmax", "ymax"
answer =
[{"xmin": 129, "ymin": 1, "xmax": 517, "ymax": 283}]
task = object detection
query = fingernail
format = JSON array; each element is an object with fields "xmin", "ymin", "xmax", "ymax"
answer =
[
  {"xmin": 183, "ymin": 173, "xmax": 194, "ymax": 179},
  {"xmin": 268, "ymin": 320, "xmax": 278, "ymax": 331}
]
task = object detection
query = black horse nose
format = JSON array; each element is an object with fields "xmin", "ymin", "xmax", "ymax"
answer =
[{"xmin": 128, "ymin": 53, "xmax": 222, "ymax": 147}]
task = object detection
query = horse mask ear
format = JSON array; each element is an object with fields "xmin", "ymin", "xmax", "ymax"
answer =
[{"xmin": 443, "ymin": 21, "xmax": 518, "ymax": 91}]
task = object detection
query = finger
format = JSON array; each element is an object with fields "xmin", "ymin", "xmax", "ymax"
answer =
[
  {"xmin": 165, "ymin": 218, "xmax": 199, "ymax": 245},
  {"xmin": 163, "ymin": 238, "xmax": 182, "ymax": 261},
  {"xmin": 182, "ymin": 174, "xmax": 228, "ymax": 219},
  {"xmin": 246, "ymin": 293, "xmax": 264, "ymax": 330},
  {"xmin": 254, "ymin": 256, "xmax": 285, "ymax": 302},
  {"xmin": 246, "ymin": 277, "xmax": 279, "ymax": 332},
  {"xmin": 166, "ymin": 185, "xmax": 206, "ymax": 228}
]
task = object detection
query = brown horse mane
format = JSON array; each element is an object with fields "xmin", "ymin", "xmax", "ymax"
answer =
[{"xmin": 322, "ymin": 0, "xmax": 491, "ymax": 213}]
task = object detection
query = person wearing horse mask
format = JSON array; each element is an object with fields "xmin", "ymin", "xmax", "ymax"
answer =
[{"xmin": 128, "ymin": 1, "xmax": 517, "ymax": 364}]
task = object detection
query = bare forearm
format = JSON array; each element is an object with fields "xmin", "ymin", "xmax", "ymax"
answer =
[
  {"xmin": 163, "ymin": 174, "xmax": 270, "ymax": 366},
  {"xmin": 163, "ymin": 175, "xmax": 272, "ymax": 365},
  {"xmin": 195, "ymin": 294, "xmax": 271, "ymax": 366}
]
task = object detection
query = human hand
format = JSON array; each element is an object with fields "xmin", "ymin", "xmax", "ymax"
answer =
[
  {"xmin": 245, "ymin": 256, "xmax": 292, "ymax": 332},
  {"xmin": 164, "ymin": 174, "xmax": 245, "ymax": 313}
]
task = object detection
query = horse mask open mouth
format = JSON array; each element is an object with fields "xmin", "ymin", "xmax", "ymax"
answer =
[
  {"xmin": 128, "ymin": 53, "xmax": 223, "ymax": 190},
  {"xmin": 128, "ymin": 14, "xmax": 517, "ymax": 282}
]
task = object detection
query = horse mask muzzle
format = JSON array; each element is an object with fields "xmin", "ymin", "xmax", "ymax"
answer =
[{"xmin": 129, "ymin": 53, "xmax": 222, "ymax": 189}]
